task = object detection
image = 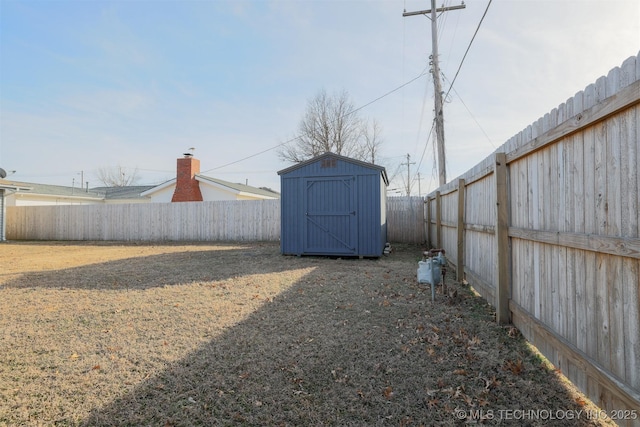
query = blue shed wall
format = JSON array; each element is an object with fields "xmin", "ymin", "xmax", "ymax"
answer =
[{"xmin": 279, "ymin": 156, "xmax": 387, "ymax": 257}]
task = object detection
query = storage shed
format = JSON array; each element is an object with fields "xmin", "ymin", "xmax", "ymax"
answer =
[{"xmin": 277, "ymin": 152, "xmax": 389, "ymax": 257}]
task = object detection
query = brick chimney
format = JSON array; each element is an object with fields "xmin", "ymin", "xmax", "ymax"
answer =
[{"xmin": 171, "ymin": 154, "xmax": 203, "ymax": 202}]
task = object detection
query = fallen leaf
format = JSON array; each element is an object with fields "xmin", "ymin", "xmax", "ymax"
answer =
[
  {"xmin": 575, "ymin": 396, "xmax": 587, "ymax": 407},
  {"xmin": 383, "ymin": 386, "xmax": 394, "ymax": 399},
  {"xmin": 399, "ymin": 416, "xmax": 413, "ymax": 427},
  {"xmin": 453, "ymin": 369, "xmax": 467, "ymax": 376},
  {"xmin": 468, "ymin": 336, "xmax": 482, "ymax": 347},
  {"xmin": 504, "ymin": 359, "xmax": 524, "ymax": 375},
  {"xmin": 483, "ymin": 375, "xmax": 501, "ymax": 390}
]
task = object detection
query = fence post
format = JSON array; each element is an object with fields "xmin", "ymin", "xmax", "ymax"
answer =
[
  {"xmin": 0, "ymin": 189, "xmax": 5, "ymax": 241},
  {"xmin": 494, "ymin": 152, "xmax": 511, "ymax": 324},
  {"xmin": 456, "ymin": 179, "xmax": 465, "ymax": 282},
  {"xmin": 435, "ymin": 191, "xmax": 442, "ymax": 249},
  {"xmin": 425, "ymin": 197, "xmax": 431, "ymax": 248}
]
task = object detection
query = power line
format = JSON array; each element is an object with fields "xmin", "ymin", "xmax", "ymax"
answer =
[
  {"xmin": 412, "ymin": 73, "xmax": 432, "ymax": 156},
  {"xmin": 442, "ymin": 73, "xmax": 496, "ymax": 149},
  {"xmin": 201, "ymin": 69, "xmax": 429, "ymax": 174},
  {"xmin": 413, "ymin": 119, "xmax": 435, "ymax": 188},
  {"xmin": 444, "ymin": 0, "xmax": 493, "ymax": 102}
]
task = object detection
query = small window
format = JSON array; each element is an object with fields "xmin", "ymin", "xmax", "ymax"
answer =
[{"xmin": 321, "ymin": 158, "xmax": 337, "ymax": 168}]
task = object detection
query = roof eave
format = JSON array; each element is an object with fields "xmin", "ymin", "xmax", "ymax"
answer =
[
  {"xmin": 14, "ymin": 192, "xmax": 104, "ymax": 201},
  {"xmin": 0, "ymin": 185, "xmax": 32, "ymax": 191},
  {"xmin": 277, "ymin": 152, "xmax": 388, "ymax": 181},
  {"xmin": 140, "ymin": 179, "xmax": 177, "ymax": 196}
]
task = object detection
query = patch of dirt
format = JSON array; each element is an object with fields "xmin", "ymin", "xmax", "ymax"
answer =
[{"xmin": 0, "ymin": 241, "xmax": 612, "ymax": 426}]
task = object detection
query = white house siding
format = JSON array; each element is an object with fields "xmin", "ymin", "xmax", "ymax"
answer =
[
  {"xmin": 7, "ymin": 194, "xmax": 103, "ymax": 206},
  {"xmin": 147, "ymin": 186, "xmax": 176, "ymax": 203},
  {"xmin": 200, "ymin": 185, "xmax": 237, "ymax": 201}
]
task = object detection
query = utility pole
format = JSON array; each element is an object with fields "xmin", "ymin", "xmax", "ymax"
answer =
[
  {"xmin": 403, "ymin": 1, "xmax": 465, "ymax": 186},
  {"xmin": 401, "ymin": 153, "xmax": 416, "ymax": 197}
]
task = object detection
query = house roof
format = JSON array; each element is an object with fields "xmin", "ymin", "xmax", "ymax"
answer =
[
  {"xmin": 0, "ymin": 180, "xmax": 32, "ymax": 191},
  {"xmin": 3, "ymin": 176, "xmax": 280, "ymax": 201},
  {"xmin": 0, "ymin": 180, "xmax": 103, "ymax": 199},
  {"xmin": 277, "ymin": 152, "xmax": 389, "ymax": 185},
  {"xmin": 0, "ymin": 180, "xmax": 155, "ymax": 201},
  {"xmin": 140, "ymin": 175, "xmax": 280, "ymax": 199},
  {"xmin": 90, "ymin": 186, "xmax": 155, "ymax": 199}
]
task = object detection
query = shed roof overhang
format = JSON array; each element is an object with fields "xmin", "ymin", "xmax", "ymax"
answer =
[{"xmin": 277, "ymin": 152, "xmax": 389, "ymax": 186}]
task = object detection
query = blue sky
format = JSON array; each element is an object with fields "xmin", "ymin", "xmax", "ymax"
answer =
[{"xmin": 1, "ymin": 0, "xmax": 639, "ymax": 195}]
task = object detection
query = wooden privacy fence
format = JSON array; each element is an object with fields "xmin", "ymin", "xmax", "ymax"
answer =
[
  {"xmin": 6, "ymin": 200, "xmax": 281, "ymax": 242},
  {"xmin": 425, "ymin": 53, "xmax": 640, "ymax": 422},
  {"xmin": 6, "ymin": 197, "xmax": 425, "ymax": 244},
  {"xmin": 386, "ymin": 196, "xmax": 425, "ymax": 244}
]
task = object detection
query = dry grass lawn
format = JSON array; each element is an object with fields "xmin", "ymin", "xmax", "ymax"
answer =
[{"xmin": 0, "ymin": 241, "xmax": 613, "ymax": 426}]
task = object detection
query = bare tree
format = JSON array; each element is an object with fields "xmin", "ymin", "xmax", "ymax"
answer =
[
  {"xmin": 278, "ymin": 89, "xmax": 383, "ymax": 164},
  {"xmin": 360, "ymin": 118, "xmax": 383, "ymax": 164},
  {"xmin": 95, "ymin": 166, "xmax": 139, "ymax": 187}
]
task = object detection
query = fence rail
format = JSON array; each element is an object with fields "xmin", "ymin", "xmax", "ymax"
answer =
[{"xmin": 422, "ymin": 53, "xmax": 640, "ymax": 421}]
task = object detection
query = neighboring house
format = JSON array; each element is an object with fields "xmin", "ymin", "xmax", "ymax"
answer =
[
  {"xmin": 1, "ymin": 155, "xmax": 278, "ymax": 207},
  {"xmin": 140, "ymin": 154, "xmax": 280, "ymax": 202},
  {"xmin": 0, "ymin": 181, "xmax": 31, "ymax": 241}
]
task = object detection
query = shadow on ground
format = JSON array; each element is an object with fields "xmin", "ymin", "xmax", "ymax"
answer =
[
  {"xmin": 2, "ymin": 243, "xmax": 308, "ymax": 291},
  {"xmin": 71, "ymin": 246, "xmax": 599, "ymax": 427}
]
